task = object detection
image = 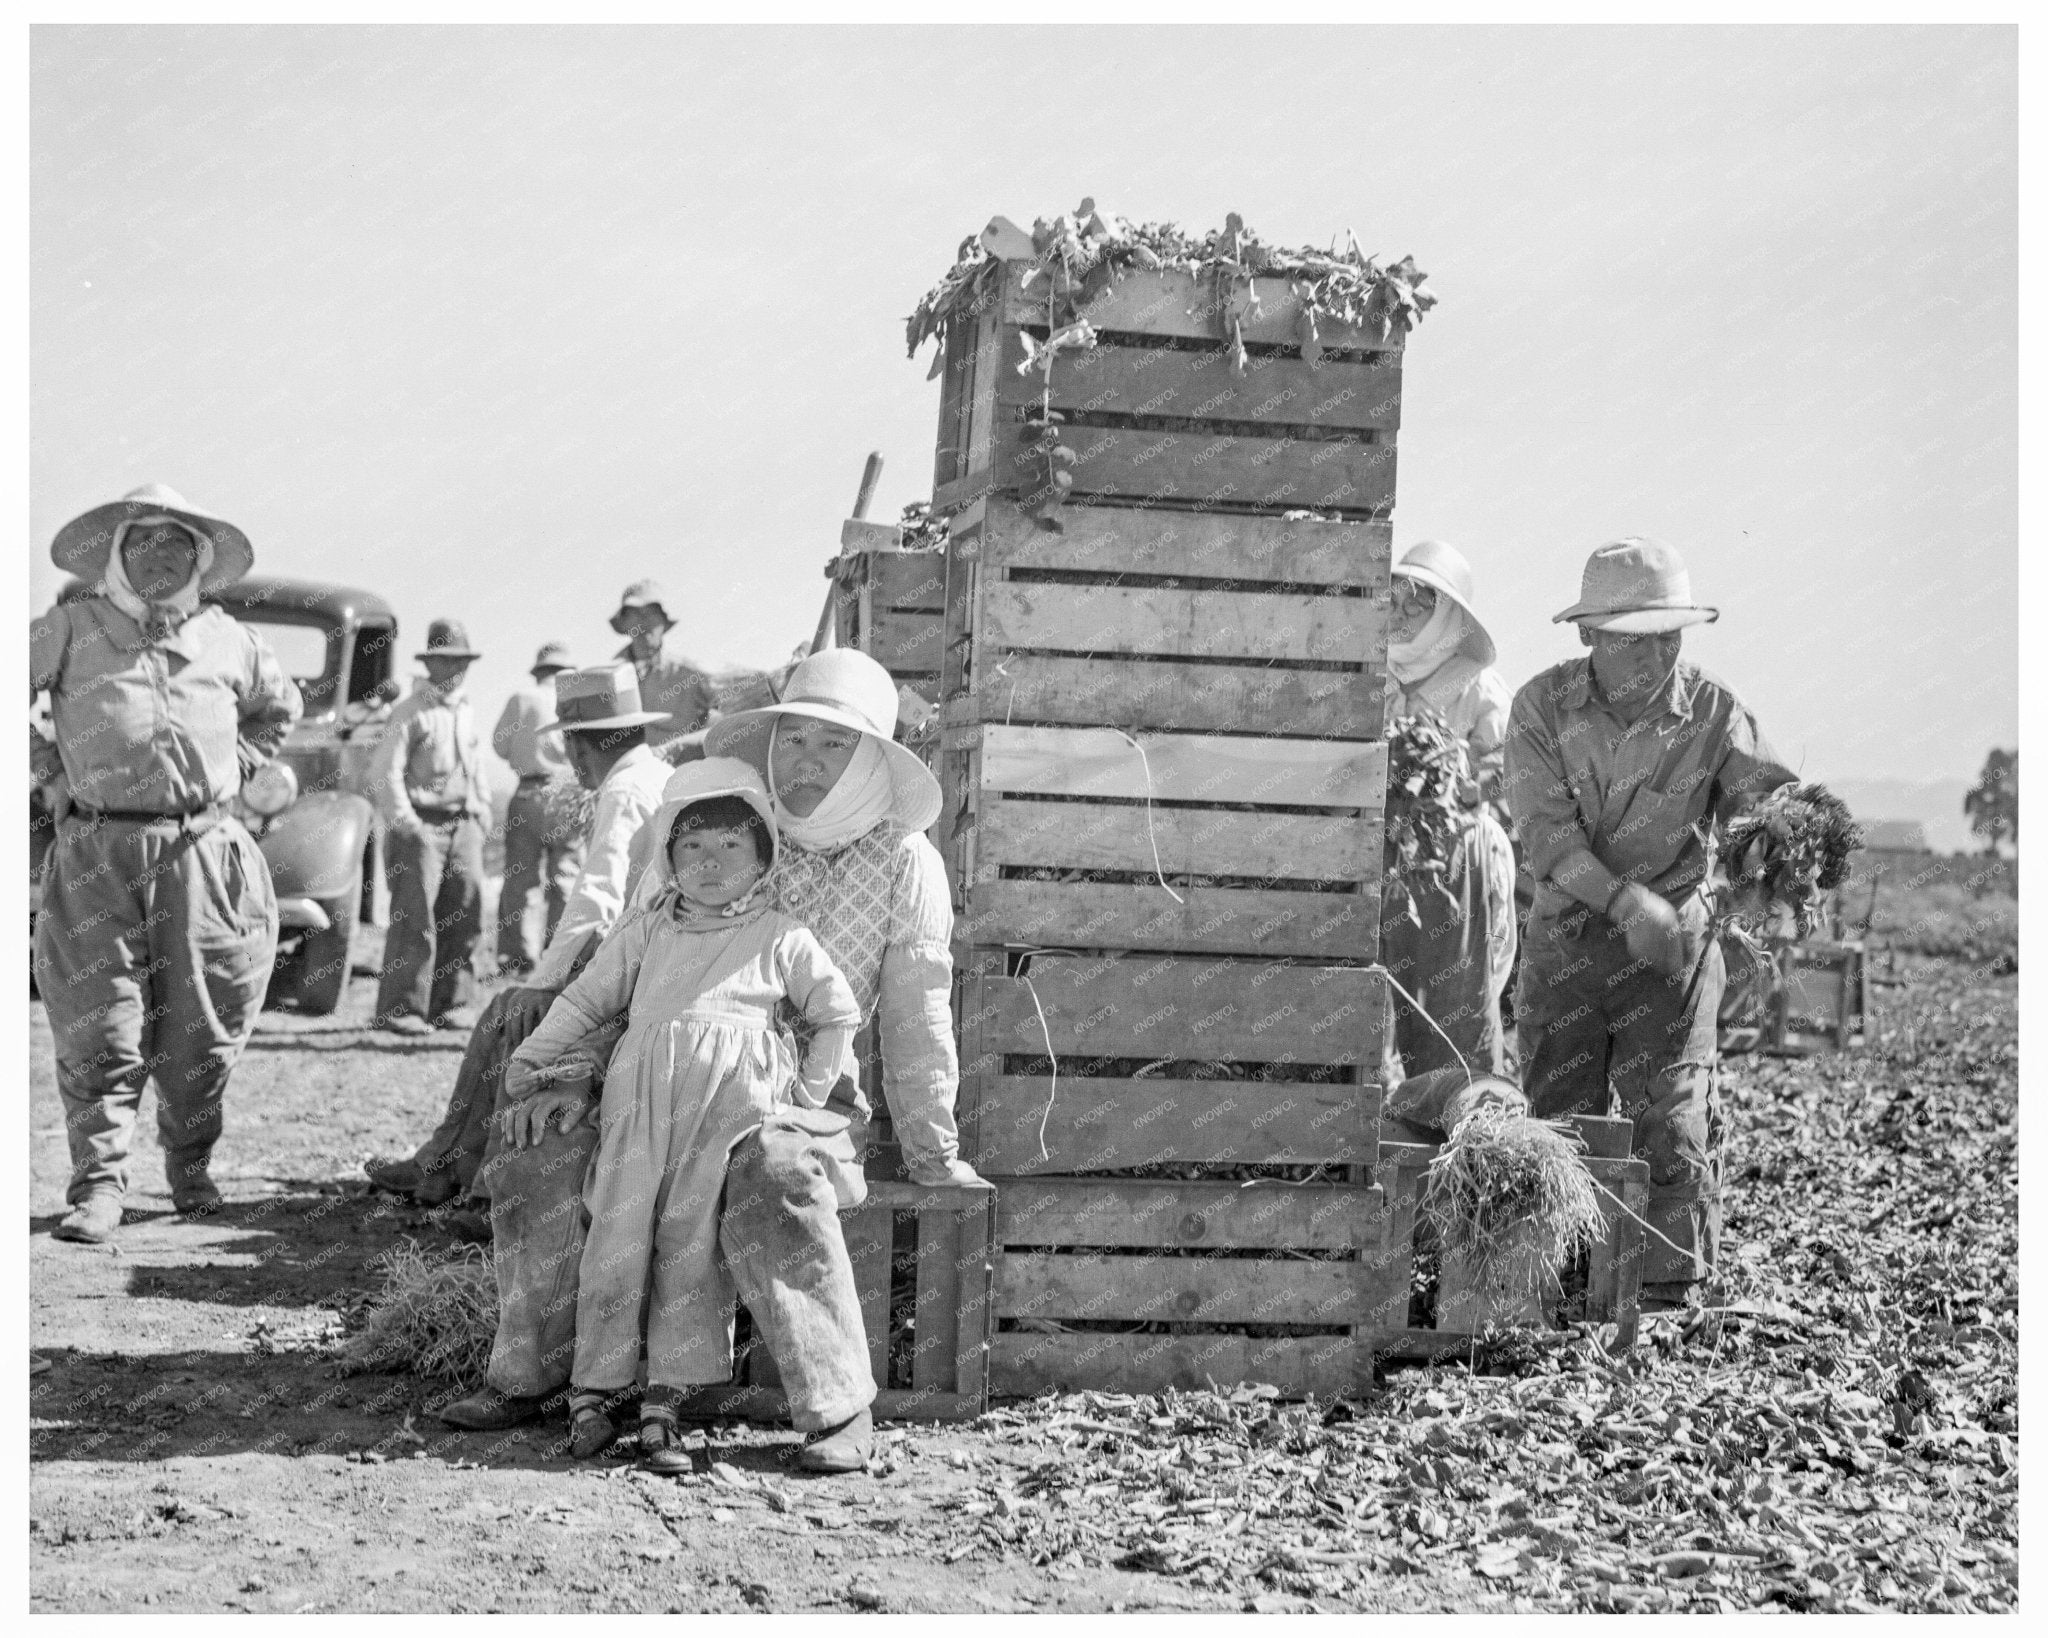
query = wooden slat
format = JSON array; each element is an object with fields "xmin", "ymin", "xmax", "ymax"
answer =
[
  {"xmin": 994, "ymin": 1178, "xmax": 1389, "ymax": 1251},
  {"xmin": 961, "ymin": 879, "xmax": 1380, "ymax": 961},
  {"xmin": 982, "ymin": 581, "xmax": 1379, "ymax": 666},
  {"xmin": 978, "ymin": 725, "xmax": 1384, "ymax": 809},
  {"xmin": 993, "ymin": 426, "xmax": 1399, "ymax": 516},
  {"xmin": 982, "ymin": 498, "xmax": 1389, "ymax": 586},
  {"xmin": 843, "ymin": 1204, "xmax": 894, "ymax": 1390},
  {"xmin": 967, "ymin": 956, "xmax": 1387, "ymax": 1066},
  {"xmin": 866, "ymin": 606, "xmax": 945, "ymax": 673},
  {"xmin": 956, "ymin": 654, "xmax": 1384, "ymax": 739},
  {"xmin": 1000, "ymin": 266, "xmax": 1405, "ymax": 354},
  {"xmin": 977, "ymin": 797, "xmax": 1380, "ymax": 882},
  {"xmin": 991, "ymin": 1332, "xmax": 1371, "ymax": 1399},
  {"xmin": 867, "ymin": 552, "xmax": 949, "ymax": 611},
  {"xmin": 965, "ymin": 1075, "xmax": 1377, "ymax": 1173},
  {"xmin": 996, "ymin": 328, "xmax": 1403, "ymax": 432},
  {"xmin": 999, "ymin": 1251, "xmax": 1385, "ymax": 1325},
  {"xmin": 953, "ymin": 1195, "xmax": 995, "ymax": 1402},
  {"xmin": 911, "ymin": 1211, "xmax": 963, "ymax": 1394}
]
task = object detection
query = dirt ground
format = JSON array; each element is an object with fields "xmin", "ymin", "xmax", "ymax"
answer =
[
  {"xmin": 26, "ymin": 928, "xmax": 1471, "ymax": 1615},
  {"xmin": 28, "ymin": 921, "xmax": 2017, "ymax": 1614}
]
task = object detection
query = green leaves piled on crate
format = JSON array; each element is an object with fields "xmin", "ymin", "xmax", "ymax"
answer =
[
  {"xmin": 896, "ymin": 499, "xmax": 949, "ymax": 552},
  {"xmin": 1384, "ymin": 712, "xmax": 1470, "ymax": 928},
  {"xmin": 907, "ymin": 199, "xmax": 1438, "ymax": 373}
]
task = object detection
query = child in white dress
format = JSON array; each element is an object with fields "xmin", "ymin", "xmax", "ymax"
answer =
[{"xmin": 503, "ymin": 757, "xmax": 859, "ymax": 1470}]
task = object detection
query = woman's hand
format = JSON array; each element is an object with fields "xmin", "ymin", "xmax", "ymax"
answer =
[{"xmin": 499, "ymin": 1088, "xmax": 596, "ymax": 1150}]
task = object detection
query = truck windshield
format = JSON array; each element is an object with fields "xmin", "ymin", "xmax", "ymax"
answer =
[{"xmin": 242, "ymin": 620, "xmax": 339, "ymax": 713}]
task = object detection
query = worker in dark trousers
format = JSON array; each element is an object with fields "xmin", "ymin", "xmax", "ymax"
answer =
[
  {"xmin": 31, "ymin": 484, "xmax": 302, "ymax": 1243},
  {"xmin": 1505, "ymin": 539, "xmax": 1795, "ymax": 1311},
  {"xmin": 372, "ymin": 619, "xmax": 489, "ymax": 1035},
  {"xmin": 492, "ymin": 640, "xmax": 581, "ymax": 975}
]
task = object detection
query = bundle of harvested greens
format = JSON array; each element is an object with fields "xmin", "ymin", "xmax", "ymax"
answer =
[
  {"xmin": 908, "ymin": 201, "xmax": 1436, "ymax": 376},
  {"xmin": 1717, "ymin": 781, "xmax": 1864, "ymax": 940},
  {"xmin": 1421, "ymin": 1101, "xmax": 1606, "ymax": 1312},
  {"xmin": 336, "ymin": 1241, "xmax": 498, "ymax": 1386},
  {"xmin": 1383, "ymin": 712, "xmax": 1469, "ymax": 926}
]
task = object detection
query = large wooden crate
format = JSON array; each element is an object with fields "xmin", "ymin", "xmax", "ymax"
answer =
[
  {"xmin": 674, "ymin": 1180, "xmax": 995, "ymax": 1423},
  {"xmin": 923, "ymin": 236, "xmax": 1410, "ymax": 1399},
  {"xmin": 931, "ymin": 262, "xmax": 1406, "ymax": 518},
  {"xmin": 959, "ymin": 949, "xmax": 1388, "ymax": 1398},
  {"xmin": 934, "ymin": 496, "xmax": 1389, "ymax": 961},
  {"xmin": 832, "ymin": 545, "xmax": 948, "ymax": 709}
]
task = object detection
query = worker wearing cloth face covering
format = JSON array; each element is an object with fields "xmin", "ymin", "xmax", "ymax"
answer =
[
  {"xmin": 1380, "ymin": 540, "xmax": 1517, "ymax": 1078},
  {"xmin": 30, "ymin": 485, "xmax": 302, "ymax": 1243},
  {"xmin": 1505, "ymin": 539, "xmax": 1795, "ymax": 1311},
  {"xmin": 443, "ymin": 650, "xmax": 983, "ymax": 1475}
]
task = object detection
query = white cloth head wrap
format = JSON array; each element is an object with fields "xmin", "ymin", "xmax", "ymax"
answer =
[
  {"xmin": 769, "ymin": 731, "xmax": 895, "ymax": 853},
  {"xmin": 101, "ymin": 515, "xmax": 213, "ymax": 640},
  {"xmin": 1387, "ymin": 590, "xmax": 1467, "ymax": 687}
]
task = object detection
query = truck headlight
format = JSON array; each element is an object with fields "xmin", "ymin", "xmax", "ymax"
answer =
[{"xmin": 244, "ymin": 762, "xmax": 299, "ymax": 817}]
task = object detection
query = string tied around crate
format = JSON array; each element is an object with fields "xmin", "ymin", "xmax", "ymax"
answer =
[
  {"xmin": 1110, "ymin": 728, "xmax": 1184, "ymax": 905},
  {"xmin": 1012, "ymin": 947, "xmax": 1072, "ymax": 1164}
]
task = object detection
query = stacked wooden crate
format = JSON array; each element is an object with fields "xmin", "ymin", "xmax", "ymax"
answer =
[
  {"xmin": 830, "ymin": 525, "xmax": 948, "ymax": 714},
  {"xmin": 925, "ymin": 252, "xmax": 1408, "ymax": 1397}
]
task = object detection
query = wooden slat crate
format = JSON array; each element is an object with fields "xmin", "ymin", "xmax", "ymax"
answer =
[
  {"xmin": 1374, "ymin": 1115, "xmax": 1652, "ymax": 1362},
  {"xmin": 932, "ymin": 262, "xmax": 1406, "ymax": 518},
  {"xmin": 937, "ymin": 496, "xmax": 1390, "ymax": 738},
  {"xmin": 832, "ymin": 547, "xmax": 948, "ymax": 708},
  {"xmin": 958, "ymin": 951, "xmax": 1384, "ymax": 1177},
  {"xmin": 672, "ymin": 1180, "xmax": 995, "ymax": 1423},
  {"xmin": 990, "ymin": 1176, "xmax": 1400, "ymax": 1399}
]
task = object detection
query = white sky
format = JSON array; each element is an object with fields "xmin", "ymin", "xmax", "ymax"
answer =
[{"xmin": 28, "ymin": 24, "xmax": 2016, "ymax": 788}]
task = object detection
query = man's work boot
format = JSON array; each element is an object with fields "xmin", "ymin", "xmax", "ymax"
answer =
[
  {"xmin": 379, "ymin": 1013, "xmax": 434, "ymax": 1039},
  {"xmin": 364, "ymin": 1156, "xmax": 426, "ymax": 1197},
  {"xmin": 442, "ymin": 1208, "xmax": 491, "ymax": 1245},
  {"xmin": 797, "ymin": 1406, "xmax": 874, "ymax": 1474},
  {"xmin": 53, "ymin": 1194, "xmax": 124, "ymax": 1244},
  {"xmin": 1639, "ymin": 1281, "xmax": 1702, "ymax": 1315},
  {"xmin": 436, "ymin": 1385, "xmax": 556, "ymax": 1431}
]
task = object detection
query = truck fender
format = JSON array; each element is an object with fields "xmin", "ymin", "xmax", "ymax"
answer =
[{"xmin": 257, "ymin": 791, "xmax": 374, "ymax": 902}]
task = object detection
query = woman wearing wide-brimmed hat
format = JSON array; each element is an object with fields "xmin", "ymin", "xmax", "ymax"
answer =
[
  {"xmin": 29, "ymin": 484, "xmax": 302, "ymax": 1243},
  {"xmin": 445, "ymin": 648, "xmax": 984, "ymax": 1474},
  {"xmin": 1381, "ymin": 539, "xmax": 1519, "ymax": 1080},
  {"xmin": 1505, "ymin": 537, "xmax": 1796, "ymax": 1312}
]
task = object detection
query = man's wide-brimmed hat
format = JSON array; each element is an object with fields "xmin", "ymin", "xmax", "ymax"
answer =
[
  {"xmin": 1392, "ymin": 538, "xmax": 1496, "ymax": 667},
  {"xmin": 540, "ymin": 661, "xmax": 669, "ymax": 734},
  {"xmin": 609, "ymin": 579, "xmax": 671, "ymax": 634},
  {"xmin": 647, "ymin": 757, "xmax": 781, "ymax": 879},
  {"xmin": 705, "ymin": 648, "xmax": 942, "ymax": 834},
  {"xmin": 51, "ymin": 483, "xmax": 254, "ymax": 592},
  {"xmin": 1553, "ymin": 537, "xmax": 1719, "ymax": 634},
  {"xmin": 531, "ymin": 640, "xmax": 574, "ymax": 675},
  {"xmin": 415, "ymin": 618, "xmax": 483, "ymax": 661}
]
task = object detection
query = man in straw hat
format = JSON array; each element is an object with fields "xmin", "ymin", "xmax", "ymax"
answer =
[
  {"xmin": 610, "ymin": 579, "xmax": 715, "ymax": 745},
  {"xmin": 443, "ymin": 649, "xmax": 983, "ymax": 1473},
  {"xmin": 1504, "ymin": 538, "xmax": 1795, "ymax": 1311},
  {"xmin": 364, "ymin": 662, "xmax": 671, "ymax": 1210},
  {"xmin": 491, "ymin": 640, "xmax": 582, "ymax": 976},
  {"xmin": 371, "ymin": 618, "xmax": 490, "ymax": 1035},
  {"xmin": 30, "ymin": 484, "xmax": 302, "ymax": 1243},
  {"xmin": 1381, "ymin": 539, "xmax": 1518, "ymax": 1078}
]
